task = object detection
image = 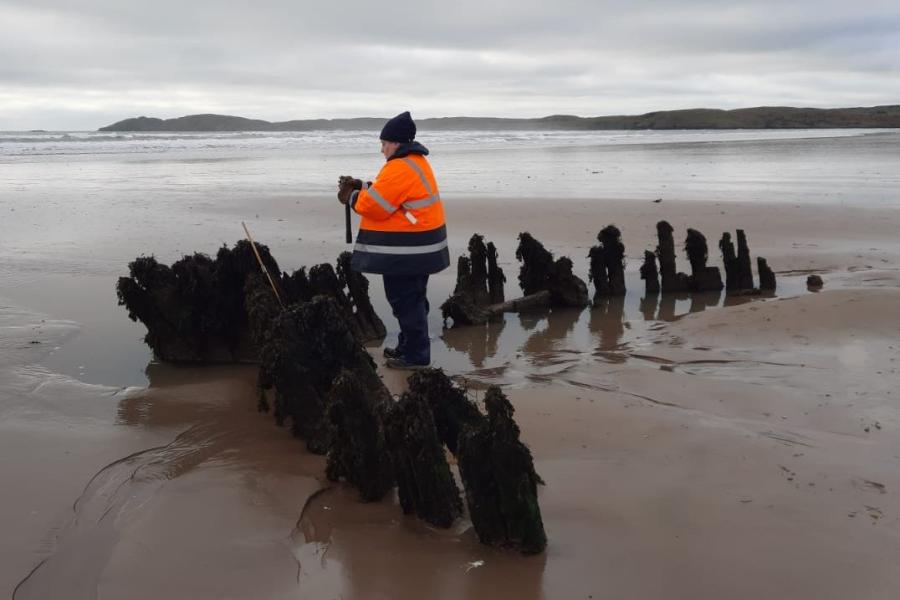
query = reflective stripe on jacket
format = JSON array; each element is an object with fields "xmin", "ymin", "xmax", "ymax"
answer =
[{"xmin": 350, "ymin": 149, "xmax": 450, "ymax": 275}]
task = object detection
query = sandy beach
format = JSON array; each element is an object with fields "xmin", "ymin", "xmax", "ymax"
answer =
[
  {"xmin": 3, "ymin": 187, "xmax": 900, "ymax": 599},
  {"xmin": 4, "ymin": 0, "xmax": 900, "ymax": 591}
]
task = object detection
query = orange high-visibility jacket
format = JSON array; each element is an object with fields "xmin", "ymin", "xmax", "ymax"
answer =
[{"xmin": 349, "ymin": 144, "xmax": 450, "ymax": 275}]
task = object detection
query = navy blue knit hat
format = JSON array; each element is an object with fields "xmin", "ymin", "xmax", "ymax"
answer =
[{"xmin": 380, "ymin": 111, "xmax": 416, "ymax": 143}]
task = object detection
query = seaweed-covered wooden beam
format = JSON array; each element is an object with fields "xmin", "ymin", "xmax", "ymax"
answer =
[
  {"xmin": 118, "ymin": 242, "xmax": 385, "ymax": 364},
  {"xmin": 487, "ymin": 241, "xmax": 506, "ymax": 304},
  {"xmin": 721, "ymin": 230, "xmax": 774, "ymax": 293},
  {"xmin": 117, "ymin": 240, "xmax": 284, "ymax": 363},
  {"xmin": 757, "ymin": 257, "xmax": 776, "ymax": 291},
  {"xmin": 719, "ymin": 232, "xmax": 739, "ymax": 291},
  {"xmin": 258, "ymin": 295, "xmax": 386, "ymax": 455},
  {"xmin": 337, "ymin": 251, "xmax": 387, "ymax": 342},
  {"xmin": 655, "ymin": 221, "xmax": 690, "ymax": 294},
  {"xmin": 404, "ymin": 369, "xmax": 547, "ymax": 553},
  {"xmin": 443, "ymin": 234, "xmax": 538, "ymax": 328},
  {"xmin": 588, "ymin": 224, "xmax": 627, "ymax": 301},
  {"xmin": 640, "ymin": 250, "xmax": 660, "ymax": 295},
  {"xmin": 684, "ymin": 228, "xmax": 724, "ymax": 292},
  {"xmin": 458, "ymin": 386, "xmax": 548, "ymax": 555},
  {"xmin": 516, "ymin": 232, "xmax": 589, "ymax": 308},
  {"xmin": 326, "ymin": 370, "xmax": 395, "ymax": 502},
  {"xmin": 383, "ymin": 388, "xmax": 463, "ymax": 527},
  {"xmin": 736, "ymin": 229, "xmax": 755, "ymax": 291}
]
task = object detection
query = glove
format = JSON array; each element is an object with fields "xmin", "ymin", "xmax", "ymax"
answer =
[
  {"xmin": 337, "ymin": 175, "xmax": 362, "ymax": 205},
  {"xmin": 337, "ymin": 181, "xmax": 352, "ymax": 205},
  {"xmin": 338, "ymin": 175, "xmax": 363, "ymax": 190}
]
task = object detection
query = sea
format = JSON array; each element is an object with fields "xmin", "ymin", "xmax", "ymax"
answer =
[
  {"xmin": 3, "ymin": 128, "xmax": 899, "ymax": 202},
  {"xmin": 1, "ymin": 128, "xmax": 898, "ymax": 388}
]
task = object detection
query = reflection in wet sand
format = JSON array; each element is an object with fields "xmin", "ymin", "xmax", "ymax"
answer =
[
  {"xmin": 437, "ymin": 277, "xmax": 809, "ymax": 387},
  {"xmin": 441, "ymin": 318, "xmax": 506, "ymax": 368},
  {"xmin": 589, "ymin": 296, "xmax": 626, "ymax": 353},
  {"xmin": 688, "ymin": 290, "xmax": 722, "ymax": 313},
  {"xmin": 291, "ymin": 485, "xmax": 547, "ymax": 600},
  {"xmin": 639, "ymin": 293, "xmax": 658, "ymax": 321},
  {"xmin": 657, "ymin": 292, "xmax": 680, "ymax": 322},
  {"xmin": 518, "ymin": 310, "xmax": 544, "ymax": 332},
  {"xmin": 522, "ymin": 307, "xmax": 584, "ymax": 357},
  {"xmin": 722, "ymin": 290, "xmax": 776, "ymax": 307}
]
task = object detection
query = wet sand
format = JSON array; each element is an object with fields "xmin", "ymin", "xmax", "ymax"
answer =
[{"xmin": 3, "ymin": 197, "xmax": 900, "ymax": 599}]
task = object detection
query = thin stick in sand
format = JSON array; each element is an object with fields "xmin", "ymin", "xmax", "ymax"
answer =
[{"xmin": 242, "ymin": 221, "xmax": 285, "ymax": 309}]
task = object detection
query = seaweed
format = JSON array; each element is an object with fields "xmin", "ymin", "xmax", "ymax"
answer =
[
  {"xmin": 116, "ymin": 240, "xmax": 282, "ymax": 363},
  {"xmin": 337, "ymin": 251, "xmax": 387, "ymax": 342},
  {"xmin": 382, "ymin": 388, "xmax": 463, "ymax": 527},
  {"xmin": 457, "ymin": 386, "xmax": 547, "ymax": 555},
  {"xmin": 325, "ymin": 371, "xmax": 395, "ymax": 502},
  {"xmin": 384, "ymin": 369, "xmax": 547, "ymax": 552},
  {"xmin": 258, "ymin": 296, "xmax": 381, "ymax": 454},
  {"xmin": 406, "ymin": 369, "xmax": 483, "ymax": 455}
]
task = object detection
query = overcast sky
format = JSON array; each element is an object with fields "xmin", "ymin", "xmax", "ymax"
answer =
[{"xmin": 1, "ymin": 0, "xmax": 898, "ymax": 129}]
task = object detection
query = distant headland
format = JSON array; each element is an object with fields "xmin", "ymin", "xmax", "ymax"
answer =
[{"xmin": 99, "ymin": 105, "xmax": 900, "ymax": 132}]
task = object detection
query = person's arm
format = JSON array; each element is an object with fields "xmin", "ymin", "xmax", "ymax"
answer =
[{"xmin": 351, "ymin": 162, "xmax": 412, "ymax": 221}]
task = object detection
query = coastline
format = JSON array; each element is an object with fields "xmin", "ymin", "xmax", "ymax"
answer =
[{"xmin": 96, "ymin": 105, "xmax": 900, "ymax": 133}]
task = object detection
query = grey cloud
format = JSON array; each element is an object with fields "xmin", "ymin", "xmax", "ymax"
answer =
[{"xmin": 0, "ymin": 0, "xmax": 898, "ymax": 129}]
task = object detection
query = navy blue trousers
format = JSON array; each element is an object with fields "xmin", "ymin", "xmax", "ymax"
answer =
[{"xmin": 383, "ymin": 273, "xmax": 430, "ymax": 365}]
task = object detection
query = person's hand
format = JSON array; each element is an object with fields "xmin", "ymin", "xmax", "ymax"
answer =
[
  {"xmin": 337, "ymin": 181, "xmax": 352, "ymax": 205},
  {"xmin": 338, "ymin": 175, "xmax": 363, "ymax": 190},
  {"xmin": 337, "ymin": 175, "xmax": 364, "ymax": 205},
  {"xmin": 338, "ymin": 175, "xmax": 362, "ymax": 204}
]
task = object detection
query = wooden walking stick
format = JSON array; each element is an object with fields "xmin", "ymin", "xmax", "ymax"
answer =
[{"xmin": 242, "ymin": 221, "xmax": 285, "ymax": 309}]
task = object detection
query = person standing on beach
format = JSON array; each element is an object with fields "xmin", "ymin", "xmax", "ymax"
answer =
[{"xmin": 337, "ymin": 111, "xmax": 450, "ymax": 369}]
